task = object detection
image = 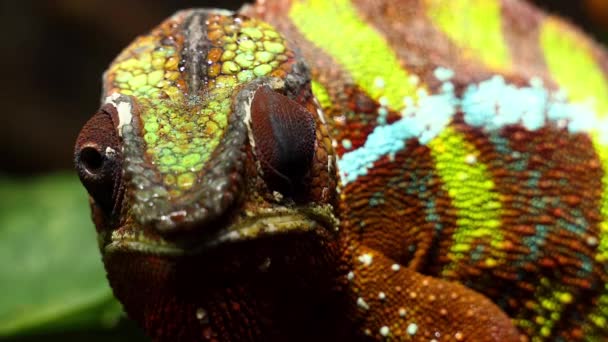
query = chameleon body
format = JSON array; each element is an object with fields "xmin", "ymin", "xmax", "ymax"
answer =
[{"xmin": 74, "ymin": 0, "xmax": 608, "ymax": 340}]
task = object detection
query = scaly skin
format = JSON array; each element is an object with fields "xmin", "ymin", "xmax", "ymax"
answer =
[{"xmin": 74, "ymin": 0, "xmax": 608, "ymax": 340}]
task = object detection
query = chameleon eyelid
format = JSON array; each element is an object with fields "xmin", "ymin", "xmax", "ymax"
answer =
[{"xmin": 249, "ymin": 85, "xmax": 316, "ymax": 194}]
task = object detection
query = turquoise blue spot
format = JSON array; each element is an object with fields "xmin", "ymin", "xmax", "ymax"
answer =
[
  {"xmin": 377, "ymin": 107, "xmax": 388, "ymax": 125},
  {"xmin": 338, "ymin": 72, "xmax": 603, "ymax": 185},
  {"xmin": 527, "ymin": 170, "xmax": 542, "ymax": 188},
  {"xmin": 338, "ymin": 83, "xmax": 458, "ymax": 184},
  {"xmin": 488, "ymin": 133, "xmax": 513, "ymax": 155},
  {"xmin": 368, "ymin": 191, "xmax": 384, "ymax": 207},
  {"xmin": 441, "ymin": 81, "xmax": 455, "ymax": 93},
  {"xmin": 471, "ymin": 244, "xmax": 485, "ymax": 261},
  {"xmin": 556, "ymin": 210, "xmax": 587, "ymax": 236},
  {"xmin": 574, "ymin": 253, "xmax": 594, "ymax": 280},
  {"xmin": 548, "ymin": 101, "xmax": 597, "ymax": 133},
  {"xmin": 580, "ymin": 254, "xmax": 593, "ymax": 273},
  {"xmin": 520, "ymin": 224, "xmax": 549, "ymax": 265},
  {"xmin": 342, "ymin": 139, "xmax": 353, "ymax": 150},
  {"xmin": 530, "ymin": 198, "xmax": 546, "ymax": 211},
  {"xmin": 462, "ymin": 75, "xmax": 549, "ymax": 131},
  {"xmin": 434, "ymin": 67, "xmax": 455, "ymax": 82}
]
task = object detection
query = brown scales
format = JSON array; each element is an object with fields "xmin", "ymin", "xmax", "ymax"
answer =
[
  {"xmin": 253, "ymin": 0, "xmax": 608, "ymax": 340},
  {"xmin": 74, "ymin": 0, "xmax": 608, "ymax": 341}
]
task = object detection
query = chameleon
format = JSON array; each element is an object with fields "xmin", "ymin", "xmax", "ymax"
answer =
[{"xmin": 73, "ymin": 0, "xmax": 608, "ymax": 340}]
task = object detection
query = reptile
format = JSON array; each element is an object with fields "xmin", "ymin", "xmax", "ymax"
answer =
[{"xmin": 73, "ymin": 0, "xmax": 608, "ymax": 340}]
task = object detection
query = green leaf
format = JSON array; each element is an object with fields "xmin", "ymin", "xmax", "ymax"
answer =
[{"xmin": 0, "ymin": 173, "xmax": 125, "ymax": 337}]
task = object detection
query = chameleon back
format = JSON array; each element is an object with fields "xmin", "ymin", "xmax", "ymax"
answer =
[{"xmin": 248, "ymin": 0, "xmax": 608, "ymax": 339}]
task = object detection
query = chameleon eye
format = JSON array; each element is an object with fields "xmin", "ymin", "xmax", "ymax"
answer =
[
  {"xmin": 250, "ymin": 85, "xmax": 316, "ymax": 194},
  {"xmin": 74, "ymin": 106, "xmax": 122, "ymax": 215}
]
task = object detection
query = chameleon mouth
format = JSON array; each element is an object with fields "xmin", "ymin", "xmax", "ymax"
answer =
[{"xmin": 104, "ymin": 204, "xmax": 338, "ymax": 256}]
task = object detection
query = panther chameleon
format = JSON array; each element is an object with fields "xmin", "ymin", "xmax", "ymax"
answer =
[{"xmin": 74, "ymin": 0, "xmax": 608, "ymax": 340}]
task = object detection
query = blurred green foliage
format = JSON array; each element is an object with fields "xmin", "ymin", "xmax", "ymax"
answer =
[{"xmin": 0, "ymin": 174, "xmax": 147, "ymax": 341}]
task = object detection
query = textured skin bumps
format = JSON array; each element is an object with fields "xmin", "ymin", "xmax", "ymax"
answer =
[
  {"xmin": 76, "ymin": 0, "xmax": 608, "ymax": 341},
  {"xmin": 103, "ymin": 11, "xmax": 298, "ymax": 229},
  {"xmin": 425, "ymin": 0, "xmax": 512, "ymax": 70},
  {"xmin": 251, "ymin": 0, "xmax": 608, "ymax": 340}
]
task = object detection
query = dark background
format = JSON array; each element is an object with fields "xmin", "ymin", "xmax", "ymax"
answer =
[
  {"xmin": 0, "ymin": 0, "xmax": 246, "ymax": 175},
  {"xmin": 0, "ymin": 1, "xmax": 607, "ymax": 176}
]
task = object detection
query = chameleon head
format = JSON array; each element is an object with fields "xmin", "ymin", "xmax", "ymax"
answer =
[{"xmin": 73, "ymin": 9, "xmax": 339, "ymax": 333}]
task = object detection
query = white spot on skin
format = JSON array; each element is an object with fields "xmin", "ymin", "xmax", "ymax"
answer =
[
  {"xmin": 334, "ymin": 115, "xmax": 346, "ymax": 126},
  {"xmin": 374, "ymin": 76, "xmax": 385, "ymax": 89},
  {"xmin": 391, "ymin": 264, "xmax": 400, "ymax": 271},
  {"xmin": 399, "ymin": 307, "xmax": 406, "ymax": 317},
  {"xmin": 407, "ymin": 323, "xmax": 418, "ymax": 335},
  {"xmin": 378, "ymin": 292, "xmax": 386, "ymax": 300},
  {"xmin": 316, "ymin": 107, "xmax": 327, "ymax": 124},
  {"xmin": 357, "ymin": 297, "xmax": 370, "ymax": 310},
  {"xmin": 272, "ymin": 191, "xmax": 284, "ymax": 202},
  {"xmin": 586, "ymin": 236, "xmax": 598, "ymax": 246},
  {"xmin": 379, "ymin": 96, "xmax": 389, "ymax": 107},
  {"xmin": 408, "ymin": 74, "xmax": 419, "ymax": 86},
  {"xmin": 104, "ymin": 93, "xmax": 133, "ymax": 136},
  {"xmin": 196, "ymin": 308, "xmax": 208, "ymax": 323},
  {"xmin": 465, "ymin": 154, "xmax": 477, "ymax": 165},
  {"xmin": 347, "ymin": 271, "xmax": 355, "ymax": 281},
  {"xmin": 358, "ymin": 253, "xmax": 373, "ymax": 266},
  {"xmin": 105, "ymin": 146, "xmax": 117, "ymax": 157},
  {"xmin": 379, "ymin": 326, "xmax": 390, "ymax": 337}
]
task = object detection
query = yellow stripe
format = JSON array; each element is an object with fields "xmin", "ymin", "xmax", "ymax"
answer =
[
  {"xmin": 424, "ymin": 0, "xmax": 511, "ymax": 70},
  {"xmin": 595, "ymin": 137, "xmax": 608, "ymax": 262},
  {"xmin": 289, "ymin": 0, "xmax": 420, "ymax": 110},
  {"xmin": 428, "ymin": 127, "xmax": 504, "ymax": 269},
  {"xmin": 311, "ymin": 80, "xmax": 331, "ymax": 110},
  {"xmin": 585, "ymin": 284, "xmax": 608, "ymax": 337},
  {"xmin": 540, "ymin": 18, "xmax": 608, "ymax": 117},
  {"xmin": 515, "ymin": 277, "xmax": 573, "ymax": 338}
]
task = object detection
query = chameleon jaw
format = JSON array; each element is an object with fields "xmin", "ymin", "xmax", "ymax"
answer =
[{"xmin": 103, "ymin": 203, "xmax": 338, "ymax": 256}]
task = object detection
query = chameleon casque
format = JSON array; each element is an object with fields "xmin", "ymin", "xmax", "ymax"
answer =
[{"xmin": 73, "ymin": 0, "xmax": 608, "ymax": 340}]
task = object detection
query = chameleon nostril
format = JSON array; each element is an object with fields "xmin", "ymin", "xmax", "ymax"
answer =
[{"xmin": 79, "ymin": 146, "xmax": 105, "ymax": 175}]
